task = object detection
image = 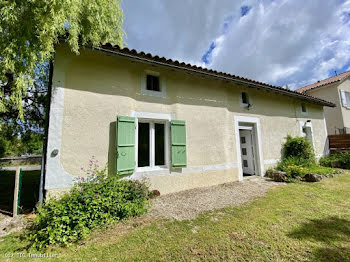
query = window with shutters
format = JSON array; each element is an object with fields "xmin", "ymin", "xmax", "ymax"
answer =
[
  {"xmin": 136, "ymin": 120, "xmax": 168, "ymax": 170},
  {"xmin": 340, "ymin": 90, "xmax": 350, "ymax": 109}
]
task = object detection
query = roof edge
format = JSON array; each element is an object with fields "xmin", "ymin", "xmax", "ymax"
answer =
[
  {"xmin": 61, "ymin": 42, "xmax": 334, "ymax": 108},
  {"xmin": 302, "ymin": 80, "xmax": 341, "ymax": 93},
  {"xmin": 297, "ymin": 70, "xmax": 350, "ymax": 94}
]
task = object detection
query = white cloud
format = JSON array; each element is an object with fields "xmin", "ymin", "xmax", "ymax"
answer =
[{"xmin": 122, "ymin": 0, "xmax": 350, "ymax": 89}]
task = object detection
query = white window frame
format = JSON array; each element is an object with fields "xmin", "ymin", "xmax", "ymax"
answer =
[
  {"xmin": 340, "ymin": 89, "xmax": 350, "ymax": 109},
  {"xmin": 141, "ymin": 70, "xmax": 166, "ymax": 98},
  {"xmin": 301, "ymin": 103, "xmax": 308, "ymax": 116},
  {"xmin": 131, "ymin": 111, "xmax": 171, "ymax": 172}
]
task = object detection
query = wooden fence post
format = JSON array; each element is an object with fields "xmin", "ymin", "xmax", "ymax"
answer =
[{"xmin": 12, "ymin": 167, "xmax": 22, "ymax": 217}]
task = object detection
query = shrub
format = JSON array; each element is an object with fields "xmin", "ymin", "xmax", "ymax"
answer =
[
  {"xmin": 320, "ymin": 152, "xmax": 350, "ymax": 169},
  {"xmin": 277, "ymin": 156, "xmax": 313, "ymax": 169},
  {"xmin": 319, "ymin": 155, "xmax": 332, "ymax": 167},
  {"xmin": 276, "ymin": 140, "xmax": 337, "ymax": 182},
  {"xmin": 28, "ymin": 158, "xmax": 150, "ymax": 248},
  {"xmin": 275, "ymin": 154, "xmax": 338, "ymax": 181},
  {"xmin": 282, "ymin": 135, "xmax": 315, "ymax": 164}
]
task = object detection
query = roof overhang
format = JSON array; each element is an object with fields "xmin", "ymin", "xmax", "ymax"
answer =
[{"xmin": 83, "ymin": 44, "xmax": 335, "ymax": 108}]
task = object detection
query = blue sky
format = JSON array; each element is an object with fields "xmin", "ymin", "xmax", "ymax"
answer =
[{"xmin": 122, "ymin": 0, "xmax": 350, "ymax": 90}]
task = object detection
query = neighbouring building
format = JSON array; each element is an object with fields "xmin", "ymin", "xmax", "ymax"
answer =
[
  {"xmin": 297, "ymin": 70, "xmax": 350, "ymax": 135},
  {"xmin": 44, "ymin": 44, "xmax": 334, "ymax": 197}
]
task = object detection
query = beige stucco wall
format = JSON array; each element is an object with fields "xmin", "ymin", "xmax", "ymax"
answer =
[
  {"xmin": 45, "ymin": 45, "xmax": 328, "ymax": 196},
  {"xmin": 306, "ymin": 78, "xmax": 350, "ymax": 135},
  {"xmin": 306, "ymin": 83, "xmax": 343, "ymax": 135}
]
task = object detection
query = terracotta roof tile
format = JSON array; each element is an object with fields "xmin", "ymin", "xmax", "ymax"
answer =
[{"xmin": 297, "ymin": 70, "xmax": 350, "ymax": 93}]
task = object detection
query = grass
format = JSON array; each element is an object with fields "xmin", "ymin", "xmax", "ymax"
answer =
[
  {"xmin": 1, "ymin": 174, "xmax": 350, "ymax": 261},
  {"xmin": 303, "ymin": 165, "xmax": 338, "ymax": 176}
]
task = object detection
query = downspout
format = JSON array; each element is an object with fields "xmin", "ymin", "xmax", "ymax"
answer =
[{"xmin": 38, "ymin": 60, "xmax": 54, "ymax": 206}]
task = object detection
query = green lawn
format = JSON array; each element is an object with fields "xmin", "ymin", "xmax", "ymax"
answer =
[{"xmin": 1, "ymin": 174, "xmax": 350, "ymax": 261}]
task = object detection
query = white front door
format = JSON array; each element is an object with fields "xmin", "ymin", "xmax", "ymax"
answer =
[{"xmin": 239, "ymin": 130, "xmax": 255, "ymax": 175}]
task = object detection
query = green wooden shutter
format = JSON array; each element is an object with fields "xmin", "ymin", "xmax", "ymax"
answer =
[
  {"xmin": 116, "ymin": 116, "xmax": 136, "ymax": 174},
  {"xmin": 171, "ymin": 120, "xmax": 187, "ymax": 168}
]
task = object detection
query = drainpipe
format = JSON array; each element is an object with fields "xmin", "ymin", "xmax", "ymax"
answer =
[{"xmin": 38, "ymin": 60, "xmax": 54, "ymax": 206}]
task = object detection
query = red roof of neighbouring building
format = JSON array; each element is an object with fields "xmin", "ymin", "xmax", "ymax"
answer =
[{"xmin": 297, "ymin": 70, "xmax": 350, "ymax": 93}]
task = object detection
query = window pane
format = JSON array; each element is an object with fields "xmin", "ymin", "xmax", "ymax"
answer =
[
  {"xmin": 243, "ymin": 160, "xmax": 248, "ymax": 167},
  {"xmin": 155, "ymin": 123, "xmax": 165, "ymax": 166},
  {"xmin": 240, "ymin": 136, "xmax": 246, "ymax": 144},
  {"xmin": 242, "ymin": 148, "xmax": 247, "ymax": 155},
  {"xmin": 301, "ymin": 103, "xmax": 306, "ymax": 112},
  {"xmin": 146, "ymin": 75, "xmax": 153, "ymax": 90},
  {"xmin": 346, "ymin": 92, "xmax": 350, "ymax": 105},
  {"xmin": 146, "ymin": 75, "xmax": 160, "ymax": 92},
  {"xmin": 138, "ymin": 123, "xmax": 150, "ymax": 167},
  {"xmin": 242, "ymin": 92, "xmax": 248, "ymax": 104}
]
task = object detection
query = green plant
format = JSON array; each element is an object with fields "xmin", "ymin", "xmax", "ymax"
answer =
[
  {"xmin": 277, "ymin": 157, "xmax": 313, "ymax": 169},
  {"xmin": 305, "ymin": 165, "xmax": 337, "ymax": 176},
  {"xmin": 276, "ymin": 156, "xmax": 337, "ymax": 182},
  {"xmin": 320, "ymin": 153, "xmax": 350, "ymax": 169},
  {"xmin": 28, "ymin": 158, "xmax": 150, "ymax": 248},
  {"xmin": 282, "ymin": 135, "xmax": 315, "ymax": 164}
]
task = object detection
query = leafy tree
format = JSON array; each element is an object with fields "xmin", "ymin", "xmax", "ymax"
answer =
[
  {"xmin": 0, "ymin": 0, "xmax": 124, "ymax": 157},
  {"xmin": 0, "ymin": 0, "xmax": 125, "ymax": 119},
  {"xmin": 0, "ymin": 63, "xmax": 48, "ymax": 157}
]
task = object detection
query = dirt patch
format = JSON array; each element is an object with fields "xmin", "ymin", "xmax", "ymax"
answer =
[
  {"xmin": 0, "ymin": 213, "xmax": 28, "ymax": 239},
  {"xmin": 147, "ymin": 177, "xmax": 284, "ymax": 220}
]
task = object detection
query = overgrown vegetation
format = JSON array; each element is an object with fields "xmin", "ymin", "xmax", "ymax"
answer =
[
  {"xmin": 320, "ymin": 152, "xmax": 350, "ymax": 169},
  {"xmin": 28, "ymin": 159, "xmax": 150, "ymax": 248},
  {"xmin": 272, "ymin": 135, "xmax": 336, "ymax": 182}
]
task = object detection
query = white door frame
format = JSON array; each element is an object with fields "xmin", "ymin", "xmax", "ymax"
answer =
[
  {"xmin": 239, "ymin": 129, "xmax": 255, "ymax": 175},
  {"xmin": 234, "ymin": 116, "xmax": 264, "ymax": 181}
]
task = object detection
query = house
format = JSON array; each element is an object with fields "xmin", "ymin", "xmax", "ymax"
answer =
[
  {"xmin": 297, "ymin": 70, "xmax": 350, "ymax": 135},
  {"xmin": 44, "ymin": 43, "xmax": 334, "ymax": 198}
]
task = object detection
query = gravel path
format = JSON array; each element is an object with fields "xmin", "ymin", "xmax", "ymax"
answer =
[{"xmin": 147, "ymin": 176, "xmax": 284, "ymax": 220}]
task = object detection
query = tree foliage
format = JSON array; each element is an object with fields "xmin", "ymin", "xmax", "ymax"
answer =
[
  {"xmin": 0, "ymin": 63, "xmax": 48, "ymax": 157},
  {"xmin": 0, "ymin": 0, "xmax": 125, "ymax": 119}
]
